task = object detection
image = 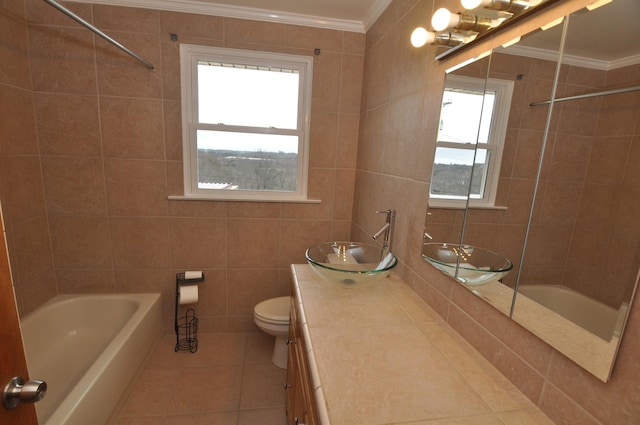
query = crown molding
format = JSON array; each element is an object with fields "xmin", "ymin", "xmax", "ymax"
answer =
[
  {"xmin": 502, "ymin": 45, "xmax": 640, "ymax": 71},
  {"xmin": 608, "ymin": 53, "xmax": 640, "ymax": 71},
  {"xmin": 363, "ymin": 0, "xmax": 392, "ymax": 31},
  {"xmin": 67, "ymin": 0, "xmax": 370, "ymax": 32}
]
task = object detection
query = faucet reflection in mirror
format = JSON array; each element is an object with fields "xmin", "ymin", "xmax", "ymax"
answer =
[
  {"xmin": 410, "ymin": 0, "xmax": 550, "ymax": 49},
  {"xmin": 372, "ymin": 209, "xmax": 395, "ymax": 251}
]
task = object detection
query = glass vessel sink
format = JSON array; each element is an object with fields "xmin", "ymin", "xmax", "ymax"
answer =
[
  {"xmin": 422, "ymin": 242, "xmax": 513, "ymax": 285},
  {"xmin": 305, "ymin": 241, "xmax": 397, "ymax": 285}
]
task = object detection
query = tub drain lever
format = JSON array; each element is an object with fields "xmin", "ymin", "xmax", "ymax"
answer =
[{"xmin": 2, "ymin": 376, "xmax": 47, "ymax": 409}]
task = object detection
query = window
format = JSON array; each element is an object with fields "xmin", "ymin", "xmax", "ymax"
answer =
[
  {"xmin": 429, "ymin": 74, "xmax": 513, "ymax": 208},
  {"xmin": 179, "ymin": 45, "xmax": 313, "ymax": 201}
]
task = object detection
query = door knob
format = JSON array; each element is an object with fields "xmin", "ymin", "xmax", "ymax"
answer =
[{"xmin": 2, "ymin": 376, "xmax": 47, "ymax": 409}]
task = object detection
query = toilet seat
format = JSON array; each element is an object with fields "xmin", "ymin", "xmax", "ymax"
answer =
[{"xmin": 254, "ymin": 296, "xmax": 290, "ymax": 324}]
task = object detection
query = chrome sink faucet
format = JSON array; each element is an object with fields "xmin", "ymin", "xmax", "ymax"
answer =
[{"xmin": 372, "ymin": 209, "xmax": 396, "ymax": 251}]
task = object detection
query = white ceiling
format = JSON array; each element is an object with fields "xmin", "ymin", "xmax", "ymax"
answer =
[{"xmin": 507, "ymin": 0, "xmax": 640, "ymax": 69}]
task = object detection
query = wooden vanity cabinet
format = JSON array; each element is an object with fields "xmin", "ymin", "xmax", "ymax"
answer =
[{"xmin": 285, "ymin": 297, "xmax": 317, "ymax": 425}]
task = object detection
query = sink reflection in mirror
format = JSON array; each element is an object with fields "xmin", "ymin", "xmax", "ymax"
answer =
[
  {"xmin": 422, "ymin": 243, "xmax": 513, "ymax": 285},
  {"xmin": 423, "ymin": 0, "xmax": 640, "ymax": 383}
]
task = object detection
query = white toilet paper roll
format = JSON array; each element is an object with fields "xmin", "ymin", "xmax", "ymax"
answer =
[
  {"xmin": 179, "ymin": 285, "xmax": 198, "ymax": 305},
  {"xmin": 184, "ymin": 270, "xmax": 203, "ymax": 280}
]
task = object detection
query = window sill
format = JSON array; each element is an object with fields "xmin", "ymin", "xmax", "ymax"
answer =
[
  {"xmin": 428, "ymin": 200, "xmax": 507, "ymax": 211},
  {"xmin": 168, "ymin": 195, "xmax": 322, "ymax": 204}
]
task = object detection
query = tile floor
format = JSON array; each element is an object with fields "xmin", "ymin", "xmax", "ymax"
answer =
[{"xmin": 114, "ymin": 332, "xmax": 287, "ymax": 425}]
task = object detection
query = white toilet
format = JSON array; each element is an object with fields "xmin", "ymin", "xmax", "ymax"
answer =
[{"xmin": 253, "ymin": 296, "xmax": 290, "ymax": 369}]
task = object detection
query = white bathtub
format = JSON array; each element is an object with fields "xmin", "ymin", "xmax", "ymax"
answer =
[
  {"xmin": 20, "ymin": 294, "xmax": 163, "ymax": 425},
  {"xmin": 518, "ymin": 285, "xmax": 628, "ymax": 341}
]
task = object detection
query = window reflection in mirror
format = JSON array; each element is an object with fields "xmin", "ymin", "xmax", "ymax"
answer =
[
  {"xmin": 424, "ymin": 51, "xmax": 519, "ymax": 316},
  {"xmin": 425, "ymin": 24, "xmax": 563, "ymax": 297},
  {"xmin": 457, "ymin": 31, "xmax": 564, "ymax": 293},
  {"xmin": 424, "ymin": 53, "xmax": 490, "ymax": 248},
  {"xmin": 430, "ymin": 75, "xmax": 513, "ymax": 208}
]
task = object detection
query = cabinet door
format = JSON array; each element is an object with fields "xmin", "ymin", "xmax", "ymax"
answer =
[
  {"xmin": 286, "ymin": 298, "xmax": 307, "ymax": 425},
  {"xmin": 286, "ymin": 296, "xmax": 318, "ymax": 425},
  {"xmin": 285, "ymin": 337, "xmax": 297, "ymax": 424},
  {"xmin": 292, "ymin": 356, "xmax": 307, "ymax": 425}
]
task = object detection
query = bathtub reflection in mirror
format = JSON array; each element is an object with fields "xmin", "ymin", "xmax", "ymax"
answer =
[
  {"xmin": 424, "ymin": 0, "xmax": 640, "ymax": 382},
  {"xmin": 511, "ymin": 0, "xmax": 640, "ymax": 381}
]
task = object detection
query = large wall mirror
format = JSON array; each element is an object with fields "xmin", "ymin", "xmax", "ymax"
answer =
[{"xmin": 422, "ymin": 0, "xmax": 640, "ymax": 383}]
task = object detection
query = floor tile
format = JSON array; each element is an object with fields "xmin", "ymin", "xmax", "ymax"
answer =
[
  {"xmin": 239, "ymin": 363, "xmax": 287, "ymax": 409},
  {"xmin": 116, "ymin": 332, "xmax": 286, "ymax": 425},
  {"xmin": 168, "ymin": 365, "xmax": 244, "ymax": 414},
  {"xmin": 238, "ymin": 407, "xmax": 287, "ymax": 425},
  {"xmin": 161, "ymin": 411, "xmax": 238, "ymax": 425}
]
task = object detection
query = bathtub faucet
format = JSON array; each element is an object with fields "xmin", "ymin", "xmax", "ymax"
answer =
[{"xmin": 373, "ymin": 209, "xmax": 395, "ymax": 251}]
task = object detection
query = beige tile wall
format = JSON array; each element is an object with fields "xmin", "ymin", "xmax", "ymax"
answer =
[
  {"xmin": 353, "ymin": 1, "xmax": 640, "ymax": 425},
  {"xmin": 0, "ymin": 0, "xmax": 365, "ymax": 333},
  {"xmin": 2, "ymin": 0, "xmax": 640, "ymax": 424},
  {"xmin": 526, "ymin": 61, "xmax": 640, "ymax": 307},
  {"xmin": 0, "ymin": 1, "xmax": 58, "ymax": 314}
]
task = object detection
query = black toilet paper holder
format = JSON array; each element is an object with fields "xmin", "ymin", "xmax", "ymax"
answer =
[{"xmin": 174, "ymin": 272, "xmax": 205, "ymax": 353}]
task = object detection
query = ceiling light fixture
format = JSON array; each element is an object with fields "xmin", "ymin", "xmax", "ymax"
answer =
[
  {"xmin": 431, "ymin": 8, "xmax": 496, "ymax": 32},
  {"xmin": 461, "ymin": 0, "xmax": 541, "ymax": 14},
  {"xmin": 411, "ymin": 0, "xmax": 549, "ymax": 53},
  {"xmin": 411, "ymin": 27, "xmax": 468, "ymax": 48}
]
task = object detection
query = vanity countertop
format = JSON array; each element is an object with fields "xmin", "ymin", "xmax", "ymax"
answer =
[{"xmin": 291, "ymin": 264, "xmax": 555, "ymax": 425}]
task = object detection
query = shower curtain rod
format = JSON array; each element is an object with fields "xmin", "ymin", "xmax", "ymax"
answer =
[
  {"xmin": 529, "ymin": 85, "xmax": 640, "ymax": 107},
  {"xmin": 43, "ymin": 0, "xmax": 155, "ymax": 70}
]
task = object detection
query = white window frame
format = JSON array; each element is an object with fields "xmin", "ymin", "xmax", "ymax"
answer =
[
  {"xmin": 178, "ymin": 44, "xmax": 314, "ymax": 202},
  {"xmin": 429, "ymin": 74, "xmax": 513, "ymax": 209}
]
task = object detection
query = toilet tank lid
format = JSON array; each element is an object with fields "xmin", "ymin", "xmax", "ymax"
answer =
[{"xmin": 255, "ymin": 296, "xmax": 290, "ymax": 321}]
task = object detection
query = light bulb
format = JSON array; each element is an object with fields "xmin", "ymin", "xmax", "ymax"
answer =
[
  {"xmin": 461, "ymin": 0, "xmax": 490, "ymax": 9},
  {"xmin": 464, "ymin": 0, "xmax": 536, "ymax": 13},
  {"xmin": 431, "ymin": 8, "xmax": 459, "ymax": 32},
  {"xmin": 410, "ymin": 27, "xmax": 436, "ymax": 48}
]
